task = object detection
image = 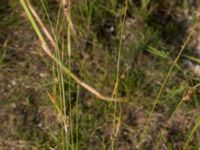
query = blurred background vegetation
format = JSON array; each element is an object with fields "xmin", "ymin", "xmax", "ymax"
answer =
[{"xmin": 0, "ymin": 0, "xmax": 200, "ymax": 149}]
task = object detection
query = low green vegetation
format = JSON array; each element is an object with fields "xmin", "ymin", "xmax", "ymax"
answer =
[{"xmin": 0, "ymin": 0, "xmax": 200, "ymax": 149}]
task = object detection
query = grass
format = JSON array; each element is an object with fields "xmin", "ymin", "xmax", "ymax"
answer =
[
  {"xmin": 138, "ymin": 25, "xmax": 196, "ymax": 149},
  {"xmin": 0, "ymin": 0, "xmax": 200, "ymax": 149},
  {"xmin": 0, "ymin": 39, "xmax": 8, "ymax": 68}
]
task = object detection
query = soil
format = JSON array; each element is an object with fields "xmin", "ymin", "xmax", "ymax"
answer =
[
  {"xmin": 0, "ymin": 2, "xmax": 200, "ymax": 150},
  {"xmin": 0, "ymin": 10, "xmax": 61, "ymax": 149}
]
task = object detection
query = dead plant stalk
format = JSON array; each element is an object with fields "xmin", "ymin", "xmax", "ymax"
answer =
[{"xmin": 20, "ymin": 0, "xmax": 124, "ymax": 102}]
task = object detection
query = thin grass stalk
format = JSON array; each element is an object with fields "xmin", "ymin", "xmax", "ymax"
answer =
[
  {"xmin": 39, "ymin": 0, "xmax": 58, "ymax": 42},
  {"xmin": 183, "ymin": 116, "xmax": 200, "ymax": 150},
  {"xmin": 53, "ymin": 42, "xmax": 68, "ymax": 149},
  {"xmin": 65, "ymin": 22, "xmax": 74, "ymax": 149},
  {"xmin": 155, "ymin": 100, "xmax": 184, "ymax": 149},
  {"xmin": 26, "ymin": 0, "xmax": 55, "ymax": 48},
  {"xmin": 137, "ymin": 24, "xmax": 196, "ymax": 149},
  {"xmin": 19, "ymin": 0, "xmax": 125, "ymax": 102},
  {"xmin": 155, "ymin": 83, "xmax": 200, "ymax": 149},
  {"xmin": 111, "ymin": 1, "xmax": 128, "ymax": 149},
  {"xmin": 61, "ymin": 0, "xmax": 77, "ymax": 40}
]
